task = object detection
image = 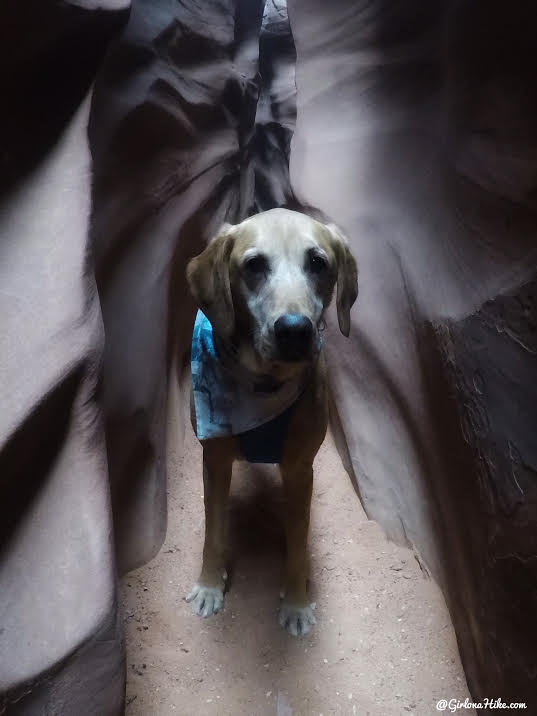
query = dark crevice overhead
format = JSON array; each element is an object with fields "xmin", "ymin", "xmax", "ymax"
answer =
[{"xmin": 250, "ymin": 0, "xmax": 297, "ymax": 213}]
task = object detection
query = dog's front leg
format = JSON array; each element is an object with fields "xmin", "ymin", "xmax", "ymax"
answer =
[
  {"xmin": 278, "ymin": 459, "xmax": 316, "ymax": 636},
  {"xmin": 186, "ymin": 446, "xmax": 232, "ymax": 618}
]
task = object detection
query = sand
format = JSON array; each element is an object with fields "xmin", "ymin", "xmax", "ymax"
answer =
[{"xmin": 121, "ymin": 380, "xmax": 474, "ymax": 715}]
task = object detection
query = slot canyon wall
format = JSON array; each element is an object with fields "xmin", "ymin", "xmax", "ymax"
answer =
[{"xmin": 1, "ymin": 0, "xmax": 536, "ymax": 713}]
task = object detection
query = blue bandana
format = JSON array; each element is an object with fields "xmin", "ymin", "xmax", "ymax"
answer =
[{"xmin": 191, "ymin": 311, "xmax": 311, "ymax": 462}]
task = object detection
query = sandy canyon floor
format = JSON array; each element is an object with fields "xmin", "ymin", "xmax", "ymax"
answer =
[{"xmin": 121, "ymin": 383, "xmax": 474, "ymax": 716}]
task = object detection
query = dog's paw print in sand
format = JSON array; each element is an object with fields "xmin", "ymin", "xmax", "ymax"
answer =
[
  {"xmin": 185, "ymin": 583, "xmax": 224, "ymax": 618},
  {"xmin": 279, "ymin": 601, "xmax": 316, "ymax": 637}
]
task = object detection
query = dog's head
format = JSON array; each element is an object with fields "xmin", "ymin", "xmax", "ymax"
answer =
[{"xmin": 187, "ymin": 208, "xmax": 358, "ymax": 375}]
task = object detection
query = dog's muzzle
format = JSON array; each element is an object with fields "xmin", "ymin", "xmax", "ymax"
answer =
[{"xmin": 274, "ymin": 313, "xmax": 314, "ymax": 361}]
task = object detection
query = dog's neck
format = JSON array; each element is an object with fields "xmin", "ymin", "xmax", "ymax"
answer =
[{"xmin": 213, "ymin": 333, "xmax": 316, "ymax": 395}]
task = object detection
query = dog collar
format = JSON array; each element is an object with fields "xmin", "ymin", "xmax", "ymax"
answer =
[{"xmin": 212, "ymin": 333, "xmax": 287, "ymax": 395}]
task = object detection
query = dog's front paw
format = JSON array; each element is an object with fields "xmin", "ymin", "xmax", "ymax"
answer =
[
  {"xmin": 185, "ymin": 583, "xmax": 224, "ymax": 618},
  {"xmin": 279, "ymin": 601, "xmax": 316, "ymax": 637}
]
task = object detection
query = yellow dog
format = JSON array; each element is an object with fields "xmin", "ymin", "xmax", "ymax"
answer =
[{"xmin": 186, "ymin": 208, "xmax": 358, "ymax": 636}]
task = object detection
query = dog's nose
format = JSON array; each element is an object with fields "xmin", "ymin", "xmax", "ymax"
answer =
[{"xmin": 274, "ymin": 313, "xmax": 313, "ymax": 360}]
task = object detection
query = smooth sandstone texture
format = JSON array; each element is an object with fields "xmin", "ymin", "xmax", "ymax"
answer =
[
  {"xmin": 1, "ymin": 2, "xmax": 128, "ymax": 713},
  {"xmin": 1, "ymin": 0, "xmax": 536, "ymax": 712},
  {"xmin": 89, "ymin": 0, "xmax": 266, "ymax": 575}
]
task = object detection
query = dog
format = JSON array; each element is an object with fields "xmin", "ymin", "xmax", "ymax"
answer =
[{"xmin": 185, "ymin": 207, "xmax": 358, "ymax": 636}]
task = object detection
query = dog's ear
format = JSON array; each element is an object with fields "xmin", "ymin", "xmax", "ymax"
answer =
[
  {"xmin": 187, "ymin": 223, "xmax": 236, "ymax": 338},
  {"xmin": 325, "ymin": 223, "xmax": 358, "ymax": 337}
]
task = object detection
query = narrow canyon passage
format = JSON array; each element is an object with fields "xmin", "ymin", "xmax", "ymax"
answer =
[{"xmin": 2, "ymin": 0, "xmax": 536, "ymax": 710}]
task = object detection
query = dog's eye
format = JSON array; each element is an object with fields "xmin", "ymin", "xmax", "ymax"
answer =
[
  {"xmin": 308, "ymin": 251, "xmax": 328, "ymax": 274},
  {"xmin": 243, "ymin": 255, "xmax": 269, "ymax": 275}
]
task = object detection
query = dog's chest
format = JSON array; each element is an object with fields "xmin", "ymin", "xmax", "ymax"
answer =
[
  {"xmin": 191, "ymin": 310, "xmax": 301, "ymax": 461},
  {"xmin": 236, "ymin": 401, "xmax": 296, "ymax": 463}
]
